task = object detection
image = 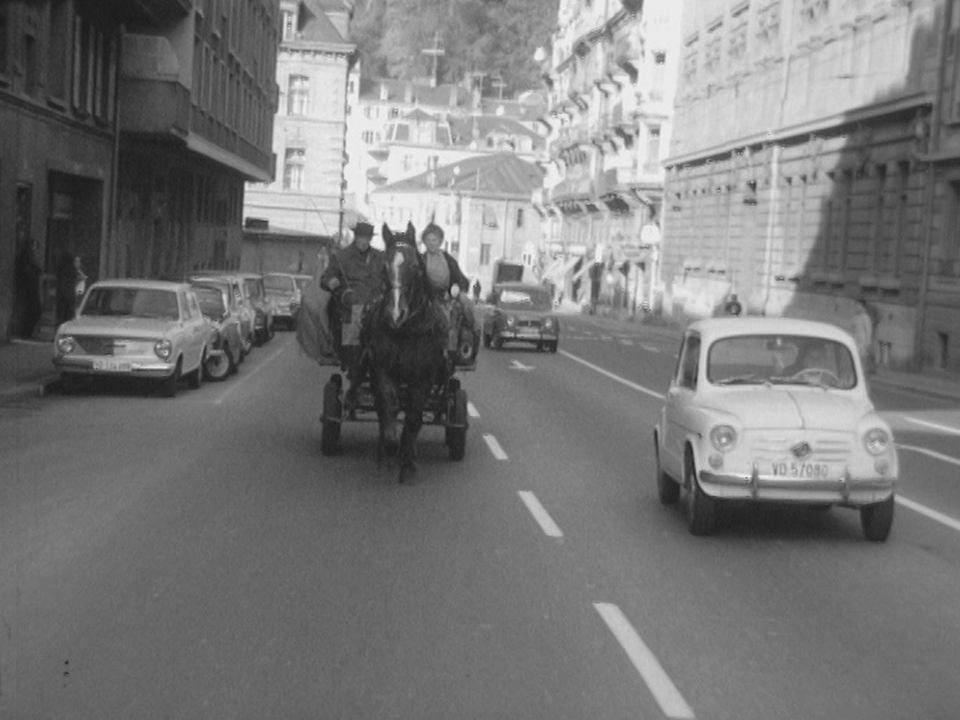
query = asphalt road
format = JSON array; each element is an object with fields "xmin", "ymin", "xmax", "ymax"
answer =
[{"xmin": 1, "ymin": 324, "xmax": 958, "ymax": 720}]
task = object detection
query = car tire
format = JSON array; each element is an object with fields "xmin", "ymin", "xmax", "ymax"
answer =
[
  {"xmin": 685, "ymin": 449, "xmax": 717, "ymax": 536},
  {"xmin": 446, "ymin": 388, "xmax": 468, "ymax": 461},
  {"xmin": 161, "ymin": 362, "xmax": 180, "ymax": 398},
  {"xmin": 547, "ymin": 341, "xmax": 558, "ymax": 353},
  {"xmin": 243, "ymin": 332, "xmax": 253, "ymax": 355},
  {"xmin": 187, "ymin": 355, "xmax": 204, "ymax": 389},
  {"xmin": 860, "ymin": 494, "xmax": 894, "ymax": 542},
  {"xmin": 204, "ymin": 348, "xmax": 231, "ymax": 381},
  {"xmin": 494, "ymin": 336, "xmax": 503, "ymax": 350},
  {"xmin": 655, "ymin": 436, "xmax": 680, "ymax": 505}
]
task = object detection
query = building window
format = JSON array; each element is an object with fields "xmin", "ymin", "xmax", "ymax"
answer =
[
  {"xmin": 757, "ymin": 2, "xmax": 781, "ymax": 45},
  {"xmin": 480, "ymin": 243, "xmax": 491, "ymax": 266},
  {"xmin": 389, "ymin": 106, "xmax": 399, "ymax": 118},
  {"xmin": 47, "ymin": 0, "xmax": 69, "ymax": 100},
  {"xmin": 284, "ymin": 148, "xmax": 305, "ymax": 191},
  {"xmin": 516, "ymin": 208, "xmax": 524, "ymax": 228},
  {"xmin": 682, "ymin": 37, "xmax": 698, "ymax": 86},
  {"xmin": 282, "ymin": 10, "xmax": 296, "ymax": 41},
  {"xmin": 940, "ymin": 180, "xmax": 960, "ymax": 277},
  {"xmin": 362, "ymin": 130, "xmax": 374, "ymax": 144},
  {"xmin": 287, "ymin": 74, "xmax": 309, "ymax": 115},
  {"xmin": 704, "ymin": 28, "xmax": 722, "ymax": 76},
  {"xmin": 0, "ymin": 4, "xmax": 8, "ymax": 79},
  {"xmin": 651, "ymin": 52, "xmax": 667, "ymax": 99},
  {"xmin": 23, "ymin": 32, "xmax": 38, "ymax": 96},
  {"xmin": 729, "ymin": 9, "xmax": 748, "ymax": 62},
  {"xmin": 646, "ymin": 125, "xmax": 662, "ymax": 167}
]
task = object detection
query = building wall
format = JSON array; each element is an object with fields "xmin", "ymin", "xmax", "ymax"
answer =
[
  {"xmin": 244, "ymin": 20, "xmax": 352, "ymax": 236},
  {"xmin": 0, "ymin": 1, "xmax": 120, "ymax": 339},
  {"xmin": 662, "ymin": 0, "xmax": 949, "ymax": 370}
]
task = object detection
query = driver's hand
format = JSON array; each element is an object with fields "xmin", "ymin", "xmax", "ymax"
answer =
[
  {"xmin": 450, "ymin": 285, "xmax": 460, "ymax": 298},
  {"xmin": 327, "ymin": 277, "xmax": 341, "ymax": 291}
]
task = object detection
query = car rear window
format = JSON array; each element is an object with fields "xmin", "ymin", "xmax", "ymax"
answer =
[
  {"xmin": 264, "ymin": 275, "xmax": 296, "ymax": 292},
  {"xmin": 707, "ymin": 334, "xmax": 858, "ymax": 389},
  {"xmin": 194, "ymin": 287, "xmax": 226, "ymax": 318}
]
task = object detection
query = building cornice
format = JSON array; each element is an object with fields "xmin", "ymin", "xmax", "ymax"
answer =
[{"xmin": 664, "ymin": 91, "xmax": 932, "ymax": 167}]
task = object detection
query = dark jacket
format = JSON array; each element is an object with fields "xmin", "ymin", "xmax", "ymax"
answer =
[{"xmin": 320, "ymin": 243, "xmax": 385, "ymax": 307}]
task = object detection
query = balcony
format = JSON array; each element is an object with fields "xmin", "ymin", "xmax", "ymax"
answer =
[{"xmin": 120, "ymin": 78, "xmax": 190, "ymax": 137}]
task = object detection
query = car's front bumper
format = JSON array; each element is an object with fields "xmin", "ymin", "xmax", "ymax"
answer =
[
  {"xmin": 699, "ymin": 466, "xmax": 896, "ymax": 505},
  {"xmin": 54, "ymin": 355, "xmax": 177, "ymax": 379},
  {"xmin": 497, "ymin": 327, "xmax": 558, "ymax": 343}
]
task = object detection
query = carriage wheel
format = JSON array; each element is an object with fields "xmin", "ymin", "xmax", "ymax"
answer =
[
  {"xmin": 321, "ymin": 377, "xmax": 342, "ymax": 456},
  {"xmin": 446, "ymin": 387, "xmax": 468, "ymax": 461}
]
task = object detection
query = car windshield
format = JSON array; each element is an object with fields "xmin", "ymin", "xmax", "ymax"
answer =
[
  {"xmin": 264, "ymin": 275, "xmax": 296, "ymax": 293},
  {"xmin": 194, "ymin": 287, "xmax": 225, "ymax": 319},
  {"xmin": 707, "ymin": 334, "xmax": 857, "ymax": 389},
  {"xmin": 81, "ymin": 287, "xmax": 180, "ymax": 320},
  {"xmin": 497, "ymin": 288, "xmax": 552, "ymax": 311}
]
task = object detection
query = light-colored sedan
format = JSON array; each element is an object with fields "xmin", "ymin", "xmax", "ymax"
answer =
[
  {"xmin": 653, "ymin": 317, "xmax": 898, "ymax": 541},
  {"xmin": 53, "ymin": 279, "xmax": 212, "ymax": 397}
]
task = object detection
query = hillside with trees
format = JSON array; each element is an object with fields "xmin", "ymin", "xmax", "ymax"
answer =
[{"xmin": 350, "ymin": 0, "xmax": 560, "ymax": 96}]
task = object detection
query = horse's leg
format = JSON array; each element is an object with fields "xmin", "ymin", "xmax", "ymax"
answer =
[
  {"xmin": 375, "ymin": 371, "xmax": 401, "ymax": 462},
  {"xmin": 398, "ymin": 381, "xmax": 429, "ymax": 483}
]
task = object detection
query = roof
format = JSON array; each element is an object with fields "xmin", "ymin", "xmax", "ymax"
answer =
[
  {"xmin": 374, "ymin": 153, "xmax": 544, "ymax": 198},
  {"xmin": 448, "ymin": 115, "xmax": 543, "ymax": 148},
  {"xmin": 91, "ymin": 279, "xmax": 190, "ymax": 291},
  {"xmin": 686, "ymin": 317, "xmax": 858, "ymax": 347},
  {"xmin": 358, "ymin": 77, "xmax": 470, "ymax": 108},
  {"xmin": 287, "ymin": 0, "xmax": 352, "ymax": 47},
  {"xmin": 404, "ymin": 107, "xmax": 438, "ymax": 122}
]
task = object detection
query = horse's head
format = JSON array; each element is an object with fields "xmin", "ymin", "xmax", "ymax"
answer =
[{"xmin": 380, "ymin": 222, "xmax": 424, "ymax": 330}]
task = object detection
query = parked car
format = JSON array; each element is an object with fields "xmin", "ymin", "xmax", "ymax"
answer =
[
  {"xmin": 191, "ymin": 274, "xmax": 254, "ymax": 356},
  {"xmin": 293, "ymin": 274, "xmax": 314, "ymax": 295},
  {"xmin": 653, "ymin": 317, "xmax": 898, "ymax": 541},
  {"xmin": 191, "ymin": 282, "xmax": 243, "ymax": 380},
  {"xmin": 237, "ymin": 273, "xmax": 275, "ymax": 345},
  {"xmin": 264, "ymin": 272, "xmax": 301, "ymax": 330},
  {"xmin": 482, "ymin": 282, "xmax": 559, "ymax": 352},
  {"xmin": 53, "ymin": 279, "xmax": 212, "ymax": 397}
]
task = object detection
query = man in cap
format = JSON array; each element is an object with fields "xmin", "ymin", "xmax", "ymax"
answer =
[{"xmin": 320, "ymin": 221, "xmax": 385, "ymax": 408}]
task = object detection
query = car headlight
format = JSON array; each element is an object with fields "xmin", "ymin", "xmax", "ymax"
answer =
[
  {"xmin": 543, "ymin": 317, "xmax": 556, "ymax": 331},
  {"xmin": 505, "ymin": 315, "xmax": 516, "ymax": 328},
  {"xmin": 56, "ymin": 335, "xmax": 76, "ymax": 354},
  {"xmin": 863, "ymin": 427, "xmax": 890, "ymax": 455},
  {"xmin": 709, "ymin": 424, "xmax": 738, "ymax": 452},
  {"xmin": 154, "ymin": 339, "xmax": 173, "ymax": 361}
]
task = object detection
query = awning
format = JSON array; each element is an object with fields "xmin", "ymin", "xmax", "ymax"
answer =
[{"xmin": 543, "ymin": 255, "xmax": 582, "ymax": 281}]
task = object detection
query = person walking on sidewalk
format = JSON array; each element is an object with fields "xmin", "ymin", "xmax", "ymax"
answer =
[
  {"xmin": 15, "ymin": 239, "xmax": 43, "ymax": 339},
  {"xmin": 55, "ymin": 252, "xmax": 82, "ymax": 327}
]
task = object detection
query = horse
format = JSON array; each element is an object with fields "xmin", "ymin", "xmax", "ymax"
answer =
[{"xmin": 363, "ymin": 222, "xmax": 449, "ymax": 483}]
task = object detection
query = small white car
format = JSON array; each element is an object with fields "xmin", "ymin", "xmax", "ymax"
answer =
[
  {"xmin": 653, "ymin": 317, "xmax": 898, "ymax": 541},
  {"xmin": 53, "ymin": 279, "xmax": 212, "ymax": 397}
]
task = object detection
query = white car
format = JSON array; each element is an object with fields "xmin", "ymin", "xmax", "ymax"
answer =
[
  {"xmin": 53, "ymin": 279, "xmax": 212, "ymax": 398},
  {"xmin": 654, "ymin": 317, "xmax": 898, "ymax": 541}
]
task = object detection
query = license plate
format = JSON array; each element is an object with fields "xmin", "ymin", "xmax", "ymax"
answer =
[
  {"xmin": 93, "ymin": 358, "xmax": 131, "ymax": 372},
  {"xmin": 771, "ymin": 461, "xmax": 831, "ymax": 478}
]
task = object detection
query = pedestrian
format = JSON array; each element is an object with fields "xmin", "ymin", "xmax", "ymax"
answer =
[
  {"xmin": 15, "ymin": 239, "xmax": 43, "ymax": 338},
  {"xmin": 74, "ymin": 255, "xmax": 88, "ymax": 300},
  {"xmin": 56, "ymin": 251, "xmax": 81, "ymax": 327},
  {"xmin": 472, "ymin": 278, "xmax": 481, "ymax": 302}
]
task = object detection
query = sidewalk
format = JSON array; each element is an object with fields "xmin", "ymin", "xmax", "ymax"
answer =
[
  {"xmin": 562, "ymin": 305, "xmax": 960, "ymax": 403},
  {"xmin": 2, "ymin": 313, "xmax": 959, "ymax": 405}
]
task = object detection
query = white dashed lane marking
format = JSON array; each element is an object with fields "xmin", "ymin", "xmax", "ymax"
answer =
[
  {"xmin": 518, "ymin": 491, "xmax": 563, "ymax": 538},
  {"xmin": 467, "ymin": 401, "xmax": 480, "ymax": 419},
  {"xmin": 595, "ymin": 603, "xmax": 696, "ymax": 719},
  {"xmin": 483, "ymin": 433, "xmax": 508, "ymax": 460}
]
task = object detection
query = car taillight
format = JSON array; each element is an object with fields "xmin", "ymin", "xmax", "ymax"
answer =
[
  {"xmin": 863, "ymin": 428, "xmax": 890, "ymax": 455},
  {"xmin": 154, "ymin": 339, "xmax": 173, "ymax": 360},
  {"xmin": 56, "ymin": 335, "xmax": 76, "ymax": 354}
]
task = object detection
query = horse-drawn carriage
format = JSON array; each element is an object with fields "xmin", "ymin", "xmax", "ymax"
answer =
[{"xmin": 300, "ymin": 222, "xmax": 478, "ymax": 482}]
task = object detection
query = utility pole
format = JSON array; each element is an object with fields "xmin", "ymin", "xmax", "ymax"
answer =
[{"xmin": 421, "ymin": 31, "xmax": 444, "ymax": 87}]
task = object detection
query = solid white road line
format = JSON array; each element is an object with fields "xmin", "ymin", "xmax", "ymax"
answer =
[
  {"xmin": 559, "ymin": 349, "xmax": 665, "ymax": 401},
  {"xmin": 483, "ymin": 433, "xmax": 508, "ymax": 460},
  {"xmin": 896, "ymin": 495, "xmax": 960, "ymax": 534},
  {"xmin": 640, "ymin": 344, "xmax": 662, "ymax": 353},
  {"xmin": 467, "ymin": 401, "xmax": 480, "ymax": 419},
  {"xmin": 904, "ymin": 416, "xmax": 960, "ymax": 437},
  {"xmin": 518, "ymin": 491, "xmax": 563, "ymax": 538},
  {"xmin": 594, "ymin": 603, "xmax": 696, "ymax": 720},
  {"xmin": 897, "ymin": 443, "xmax": 960, "ymax": 468}
]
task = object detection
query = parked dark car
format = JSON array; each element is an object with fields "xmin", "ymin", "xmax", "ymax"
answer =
[
  {"xmin": 237, "ymin": 273, "xmax": 275, "ymax": 345},
  {"xmin": 191, "ymin": 282, "xmax": 243, "ymax": 380},
  {"xmin": 482, "ymin": 282, "xmax": 559, "ymax": 352}
]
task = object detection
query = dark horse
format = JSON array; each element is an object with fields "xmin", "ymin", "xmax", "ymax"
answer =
[{"xmin": 363, "ymin": 222, "xmax": 448, "ymax": 483}]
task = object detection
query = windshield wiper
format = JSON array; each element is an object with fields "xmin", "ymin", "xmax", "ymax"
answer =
[{"xmin": 714, "ymin": 375, "xmax": 764, "ymax": 385}]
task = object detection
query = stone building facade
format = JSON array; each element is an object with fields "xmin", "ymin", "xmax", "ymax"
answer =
[
  {"xmin": 244, "ymin": 0, "xmax": 357, "ymax": 238},
  {"xmin": 662, "ymin": 0, "xmax": 958, "ymax": 372}
]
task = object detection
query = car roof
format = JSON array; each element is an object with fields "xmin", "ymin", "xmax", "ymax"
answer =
[
  {"xmin": 90, "ymin": 278, "xmax": 192, "ymax": 292},
  {"xmin": 686, "ymin": 317, "xmax": 857, "ymax": 346}
]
